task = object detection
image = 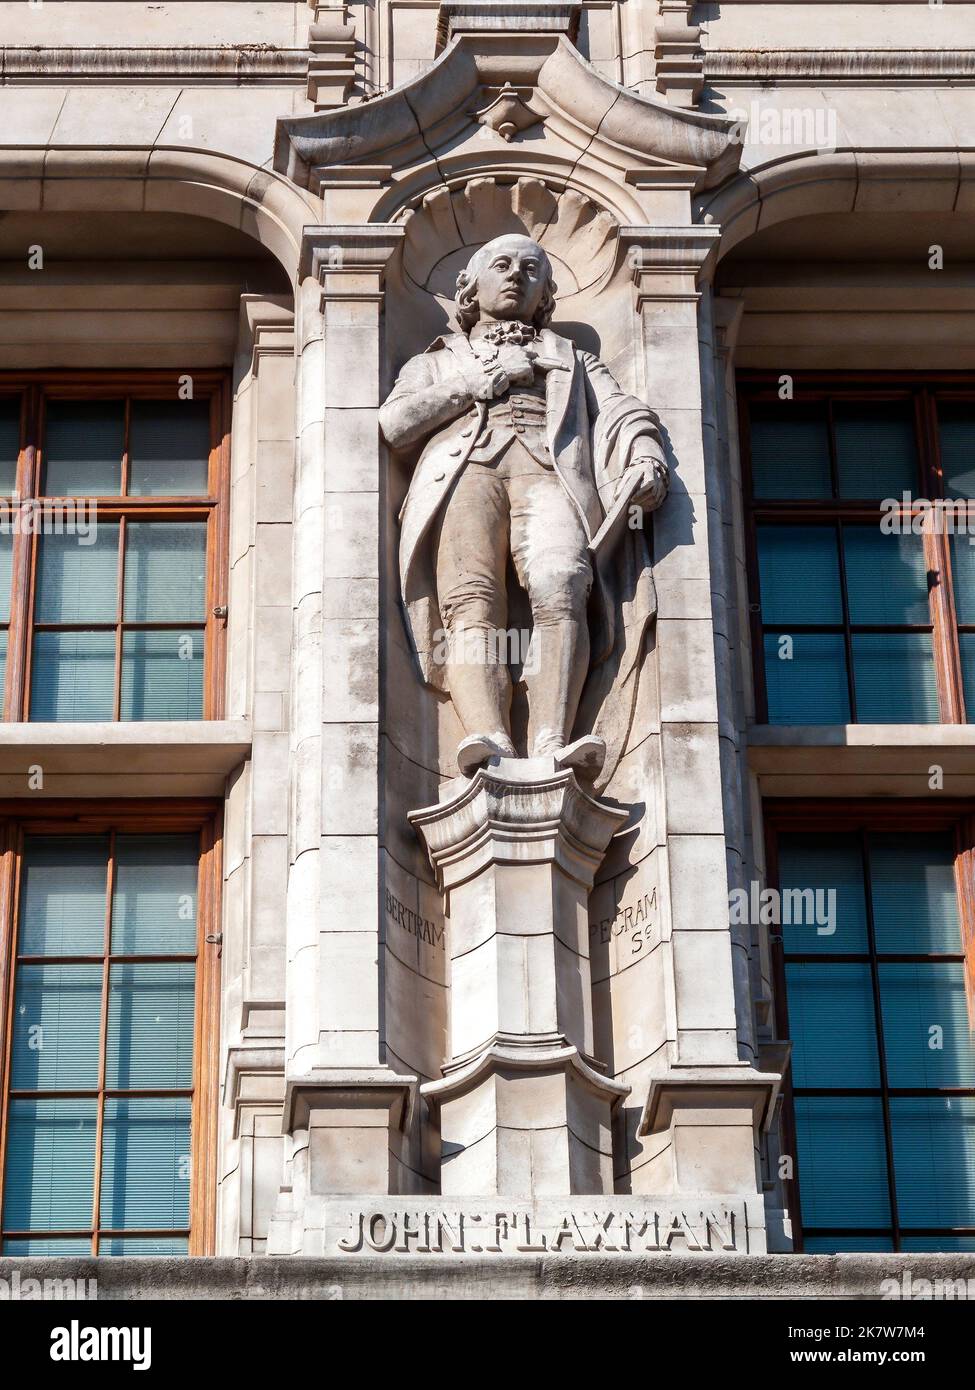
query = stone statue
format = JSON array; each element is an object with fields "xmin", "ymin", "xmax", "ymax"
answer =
[{"xmin": 379, "ymin": 233, "xmax": 669, "ymax": 779}]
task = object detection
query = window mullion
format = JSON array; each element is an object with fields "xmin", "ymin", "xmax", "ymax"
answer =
[
  {"xmin": 0, "ymin": 827, "xmax": 22, "ymax": 1242},
  {"xmin": 860, "ymin": 830, "xmax": 901, "ymax": 1251},
  {"xmin": 90, "ymin": 831, "xmax": 115, "ymax": 1257},
  {"xmin": 919, "ymin": 389, "xmax": 964, "ymax": 722},
  {"xmin": 114, "ymin": 518, "xmax": 126, "ymax": 722},
  {"xmin": 7, "ymin": 387, "xmax": 41, "ymax": 723}
]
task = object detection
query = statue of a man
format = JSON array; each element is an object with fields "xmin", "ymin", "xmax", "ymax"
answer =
[{"xmin": 380, "ymin": 233, "xmax": 668, "ymax": 779}]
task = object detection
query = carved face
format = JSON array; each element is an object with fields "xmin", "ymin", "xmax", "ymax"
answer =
[{"xmin": 467, "ymin": 235, "xmax": 550, "ymax": 324}]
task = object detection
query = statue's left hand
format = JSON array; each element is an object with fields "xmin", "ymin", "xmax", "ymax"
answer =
[{"xmin": 616, "ymin": 455, "xmax": 669, "ymax": 510}]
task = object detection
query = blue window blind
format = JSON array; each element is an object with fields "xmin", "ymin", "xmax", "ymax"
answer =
[
  {"xmin": 0, "ymin": 526, "xmax": 13, "ymax": 702},
  {"xmin": 869, "ymin": 833, "xmax": 960, "ymax": 953},
  {"xmin": 43, "ymin": 400, "xmax": 124, "ymax": 496},
  {"xmin": 803, "ymin": 1235, "xmax": 895, "ymax": 1253},
  {"xmin": 111, "ymin": 834, "xmax": 199, "ymax": 955},
  {"xmin": 14, "ymin": 395, "xmax": 217, "ymax": 724},
  {"xmin": 11, "ymin": 964, "xmax": 102, "ymax": 1090},
  {"xmin": 843, "ymin": 527, "xmax": 929, "ymax": 625},
  {"xmin": 0, "ymin": 531, "xmax": 13, "ymax": 623},
  {"xmin": 781, "ymin": 826, "xmax": 975, "ymax": 1251},
  {"xmin": 777, "ymin": 834, "xmax": 868, "ymax": 955},
  {"xmin": 850, "ymin": 633, "xmax": 939, "ymax": 723},
  {"xmin": 757, "ymin": 526, "xmax": 842, "ymax": 625},
  {"xmin": 793, "ymin": 1096, "xmax": 892, "ymax": 1228},
  {"xmin": 128, "ymin": 401, "xmax": 210, "ymax": 497},
  {"xmin": 19, "ymin": 835, "xmax": 108, "ymax": 955},
  {"xmin": 30, "ymin": 631, "xmax": 117, "ymax": 722},
  {"xmin": 951, "ymin": 535, "xmax": 975, "ymax": 723},
  {"xmin": 939, "ymin": 403, "xmax": 975, "ymax": 500},
  {"xmin": 891, "ymin": 1098, "xmax": 975, "ymax": 1230},
  {"xmin": 880, "ymin": 964, "xmax": 975, "ymax": 1088},
  {"xmin": 4, "ymin": 1098, "xmax": 98, "ymax": 1231},
  {"xmin": 35, "ymin": 525, "xmax": 120, "ymax": 624},
  {"xmin": 123, "ymin": 522, "xmax": 206, "ymax": 623},
  {"xmin": 120, "ymin": 631, "xmax": 203, "ymax": 721},
  {"xmin": 100, "ymin": 1099, "xmax": 192, "ymax": 1231},
  {"xmin": 786, "ymin": 963, "xmax": 880, "ymax": 1088},
  {"xmin": 0, "ymin": 395, "xmax": 19, "ymax": 495},
  {"xmin": 106, "ymin": 963, "xmax": 196, "ymax": 1090},
  {"xmin": 834, "ymin": 401, "xmax": 918, "ymax": 499},
  {"xmin": 747, "ymin": 394, "xmax": 957, "ymax": 726},
  {"xmin": 1, "ymin": 832, "xmax": 202, "ymax": 1256},
  {"xmin": 763, "ymin": 632, "xmax": 850, "ymax": 725},
  {"xmin": 750, "ymin": 402, "xmax": 831, "ymax": 499},
  {"xmin": 31, "ymin": 524, "xmax": 120, "ymax": 722}
]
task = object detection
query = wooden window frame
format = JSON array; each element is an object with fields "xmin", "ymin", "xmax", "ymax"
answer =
[
  {"xmin": 765, "ymin": 799, "xmax": 975, "ymax": 1253},
  {"xmin": 0, "ymin": 800, "xmax": 222, "ymax": 1256},
  {"xmin": 739, "ymin": 371, "xmax": 975, "ymax": 725},
  {"xmin": 0, "ymin": 373, "xmax": 230, "ymax": 723}
]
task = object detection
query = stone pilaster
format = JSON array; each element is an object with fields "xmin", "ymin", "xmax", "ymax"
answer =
[
  {"xmin": 306, "ymin": 1, "xmax": 357, "ymax": 109},
  {"xmin": 411, "ymin": 757, "xmax": 629, "ymax": 1196},
  {"xmin": 612, "ymin": 225, "xmax": 782, "ymax": 1207},
  {"xmin": 270, "ymin": 226, "xmax": 415, "ymax": 1254},
  {"xmin": 654, "ymin": 0, "xmax": 704, "ymax": 107}
]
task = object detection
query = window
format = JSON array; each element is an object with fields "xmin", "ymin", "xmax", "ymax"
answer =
[
  {"xmin": 741, "ymin": 380, "xmax": 975, "ymax": 724},
  {"xmin": 0, "ymin": 378, "xmax": 228, "ymax": 721},
  {"xmin": 767, "ymin": 806, "xmax": 975, "ymax": 1253},
  {"xmin": 0, "ymin": 807, "xmax": 220, "ymax": 1255}
]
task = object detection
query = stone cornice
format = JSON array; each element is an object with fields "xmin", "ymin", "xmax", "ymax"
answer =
[
  {"xmin": 0, "ymin": 46, "xmax": 309, "ymax": 86},
  {"xmin": 705, "ymin": 48, "xmax": 975, "ymax": 84}
]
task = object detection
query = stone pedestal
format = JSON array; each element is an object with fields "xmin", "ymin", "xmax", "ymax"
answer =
[{"xmin": 410, "ymin": 756, "xmax": 629, "ymax": 1195}]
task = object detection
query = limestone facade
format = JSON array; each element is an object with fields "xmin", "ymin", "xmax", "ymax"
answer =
[{"xmin": 0, "ymin": 0, "xmax": 974, "ymax": 1290}]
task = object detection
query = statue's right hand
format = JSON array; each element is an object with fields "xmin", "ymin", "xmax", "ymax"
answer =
[
  {"xmin": 496, "ymin": 345, "xmax": 536, "ymax": 387},
  {"xmin": 472, "ymin": 364, "xmax": 510, "ymax": 401}
]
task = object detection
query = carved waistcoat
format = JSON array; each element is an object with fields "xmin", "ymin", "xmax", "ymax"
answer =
[{"xmin": 466, "ymin": 379, "xmax": 552, "ymax": 468}]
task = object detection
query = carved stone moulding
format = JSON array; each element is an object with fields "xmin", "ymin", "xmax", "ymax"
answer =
[
  {"xmin": 396, "ymin": 175, "xmax": 619, "ymax": 304},
  {"xmin": 469, "ymin": 82, "xmax": 542, "ymax": 142},
  {"xmin": 436, "ymin": 1, "xmax": 581, "ymax": 55},
  {"xmin": 273, "ymin": 33, "xmax": 741, "ymax": 198}
]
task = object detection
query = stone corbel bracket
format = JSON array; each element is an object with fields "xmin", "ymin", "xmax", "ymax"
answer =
[
  {"xmin": 282, "ymin": 1070, "xmax": 419, "ymax": 1135},
  {"xmin": 408, "ymin": 761, "xmax": 628, "ymax": 902},
  {"xmin": 224, "ymin": 1044, "xmax": 286, "ymax": 1139},
  {"xmin": 298, "ymin": 224, "xmax": 406, "ymax": 301},
  {"xmin": 617, "ymin": 223, "xmax": 722, "ymax": 307},
  {"xmin": 274, "ymin": 33, "xmax": 741, "ymax": 221},
  {"xmin": 638, "ymin": 1065, "xmax": 785, "ymax": 1139},
  {"xmin": 422, "ymin": 1036, "xmax": 630, "ymax": 1110}
]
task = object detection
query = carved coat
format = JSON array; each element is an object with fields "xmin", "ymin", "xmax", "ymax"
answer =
[{"xmin": 380, "ymin": 327, "xmax": 665, "ymax": 689}]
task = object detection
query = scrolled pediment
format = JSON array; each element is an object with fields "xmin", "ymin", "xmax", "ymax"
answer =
[{"xmin": 274, "ymin": 33, "xmax": 740, "ymax": 196}]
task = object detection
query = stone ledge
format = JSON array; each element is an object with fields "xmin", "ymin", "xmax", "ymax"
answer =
[
  {"xmin": 1, "ymin": 1254, "xmax": 972, "ymax": 1300},
  {"xmin": 0, "ymin": 47, "xmax": 309, "ymax": 85},
  {"xmin": 747, "ymin": 724, "xmax": 975, "ymax": 797},
  {"xmin": 0, "ymin": 720, "xmax": 251, "ymax": 797}
]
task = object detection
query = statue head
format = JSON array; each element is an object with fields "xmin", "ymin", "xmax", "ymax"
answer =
[{"xmin": 455, "ymin": 234, "xmax": 557, "ymax": 333}]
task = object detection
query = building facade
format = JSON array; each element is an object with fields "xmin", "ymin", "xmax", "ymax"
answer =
[{"xmin": 0, "ymin": 0, "xmax": 973, "ymax": 1297}]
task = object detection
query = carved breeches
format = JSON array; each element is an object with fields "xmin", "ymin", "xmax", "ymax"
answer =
[{"xmin": 435, "ymin": 441, "xmax": 592, "ymax": 635}]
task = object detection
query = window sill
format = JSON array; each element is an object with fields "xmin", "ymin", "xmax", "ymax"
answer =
[
  {"xmin": 0, "ymin": 720, "xmax": 251, "ymax": 797},
  {"xmin": 747, "ymin": 724, "xmax": 975, "ymax": 797}
]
